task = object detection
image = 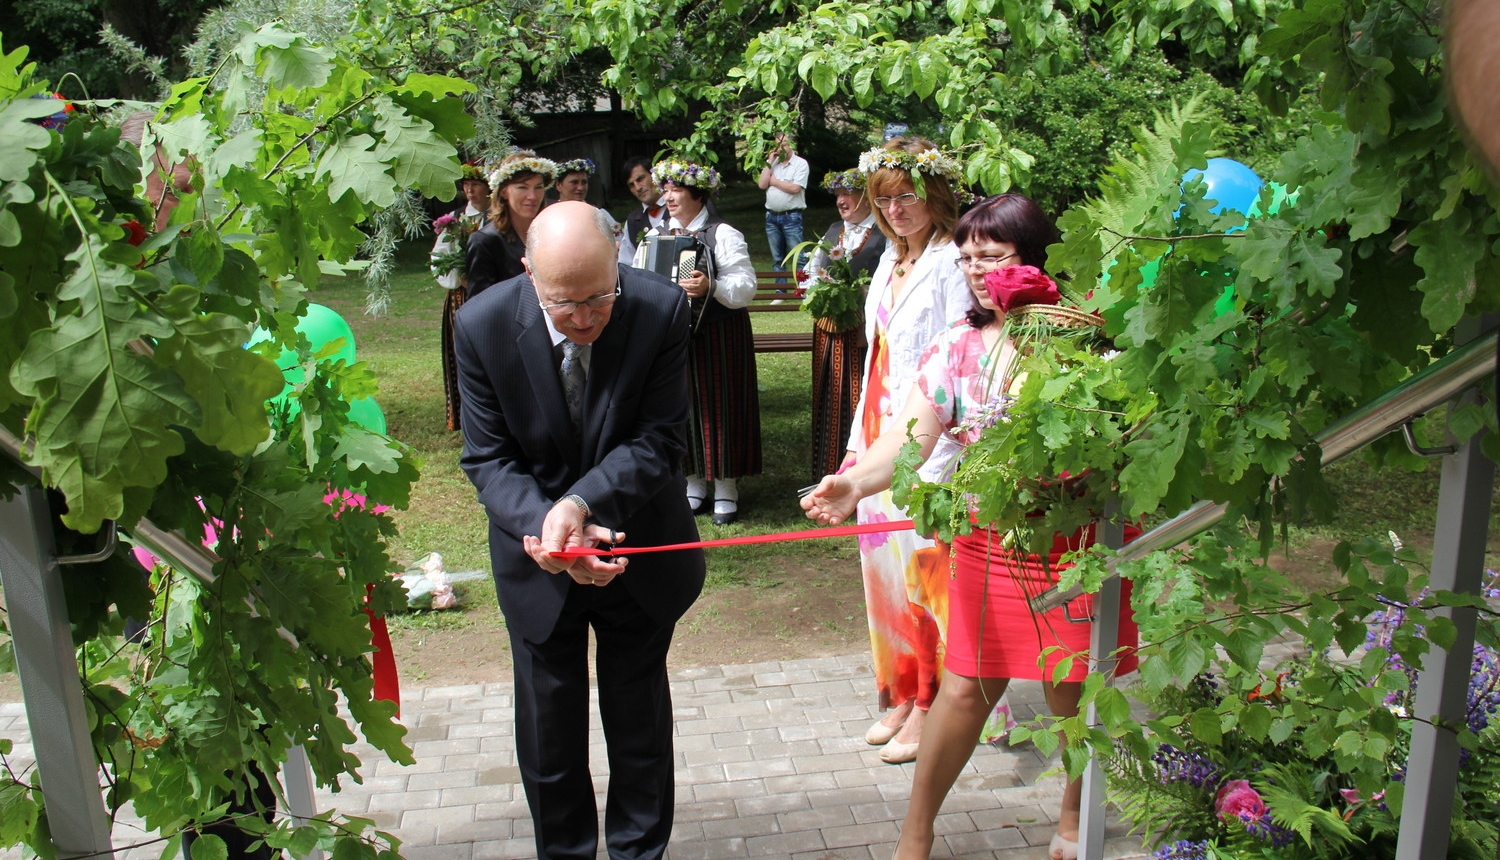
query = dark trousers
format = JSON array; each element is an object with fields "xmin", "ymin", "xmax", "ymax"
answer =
[{"xmin": 510, "ymin": 580, "xmax": 677, "ymax": 860}]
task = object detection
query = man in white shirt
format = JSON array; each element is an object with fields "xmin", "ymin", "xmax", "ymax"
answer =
[{"xmin": 757, "ymin": 133, "xmax": 810, "ymax": 283}]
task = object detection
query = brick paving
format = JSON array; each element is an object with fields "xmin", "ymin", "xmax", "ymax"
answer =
[{"xmin": 0, "ymin": 653, "xmax": 1157, "ymax": 860}]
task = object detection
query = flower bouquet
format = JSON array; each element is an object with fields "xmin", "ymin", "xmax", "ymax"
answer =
[
  {"xmin": 791, "ymin": 239, "xmax": 870, "ymax": 333},
  {"xmin": 430, "ymin": 211, "xmax": 478, "ymax": 289}
]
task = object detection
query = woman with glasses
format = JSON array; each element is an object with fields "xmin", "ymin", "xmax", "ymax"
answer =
[
  {"xmin": 805, "ymin": 193, "xmax": 1127, "ymax": 860},
  {"xmin": 634, "ymin": 159, "xmax": 761, "ymax": 525},
  {"xmin": 467, "ymin": 150, "xmax": 556, "ymax": 299},
  {"xmin": 842, "ymin": 138, "xmax": 975, "ymax": 763}
]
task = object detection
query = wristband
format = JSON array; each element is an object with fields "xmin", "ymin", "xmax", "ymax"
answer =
[{"xmin": 560, "ymin": 493, "xmax": 590, "ymax": 519}]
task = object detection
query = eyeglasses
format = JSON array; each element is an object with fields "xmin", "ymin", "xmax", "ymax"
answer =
[
  {"xmin": 954, "ymin": 253, "xmax": 1018, "ymax": 271},
  {"xmin": 538, "ymin": 277, "xmax": 621, "ymax": 316},
  {"xmin": 872, "ymin": 193, "xmax": 922, "ymax": 209}
]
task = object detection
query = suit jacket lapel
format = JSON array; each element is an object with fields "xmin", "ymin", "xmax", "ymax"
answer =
[{"xmin": 515, "ymin": 281, "xmax": 582, "ymax": 467}]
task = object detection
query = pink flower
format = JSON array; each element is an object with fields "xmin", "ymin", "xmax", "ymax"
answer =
[
  {"xmin": 984, "ymin": 265, "xmax": 1060, "ymax": 311},
  {"xmin": 432, "ymin": 213, "xmax": 459, "ymax": 232},
  {"xmin": 1214, "ymin": 780, "xmax": 1266, "ymax": 821}
]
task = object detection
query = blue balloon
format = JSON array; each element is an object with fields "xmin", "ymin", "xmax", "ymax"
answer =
[{"xmin": 1182, "ymin": 158, "xmax": 1263, "ymax": 217}]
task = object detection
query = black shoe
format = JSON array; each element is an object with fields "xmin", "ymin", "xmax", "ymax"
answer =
[
  {"xmin": 711, "ymin": 499, "xmax": 738, "ymax": 526},
  {"xmin": 688, "ymin": 496, "xmax": 709, "ymax": 516}
]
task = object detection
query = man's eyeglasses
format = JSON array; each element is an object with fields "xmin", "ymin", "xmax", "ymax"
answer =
[
  {"xmin": 955, "ymin": 253, "xmax": 1018, "ymax": 271},
  {"xmin": 538, "ymin": 278, "xmax": 621, "ymax": 316},
  {"xmin": 873, "ymin": 193, "xmax": 922, "ymax": 209}
]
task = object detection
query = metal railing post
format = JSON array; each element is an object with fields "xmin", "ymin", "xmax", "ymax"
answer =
[
  {"xmin": 1395, "ymin": 423, "xmax": 1494, "ymax": 858},
  {"xmin": 1077, "ymin": 515, "xmax": 1125, "ymax": 859},
  {"xmin": 0, "ymin": 486, "xmax": 115, "ymax": 858}
]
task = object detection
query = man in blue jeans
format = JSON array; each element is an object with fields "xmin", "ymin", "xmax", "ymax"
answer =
[{"xmin": 758, "ymin": 133, "xmax": 810, "ymax": 286}]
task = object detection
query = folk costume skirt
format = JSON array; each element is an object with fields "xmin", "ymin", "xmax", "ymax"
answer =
[
  {"xmin": 945, "ymin": 525, "xmax": 1140, "ymax": 682},
  {"xmin": 687, "ymin": 308, "xmax": 762, "ymax": 480},
  {"xmin": 441, "ymin": 286, "xmax": 466, "ymax": 432},
  {"xmin": 810, "ymin": 320, "xmax": 865, "ymax": 478}
]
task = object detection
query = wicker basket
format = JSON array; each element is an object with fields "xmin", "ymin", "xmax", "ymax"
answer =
[{"xmin": 1007, "ymin": 303, "xmax": 1102, "ymax": 329}]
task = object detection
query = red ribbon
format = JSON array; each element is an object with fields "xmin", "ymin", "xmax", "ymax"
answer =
[
  {"xmin": 548, "ymin": 519, "xmax": 914, "ymax": 559},
  {"xmin": 364, "ymin": 584, "xmax": 400, "ymax": 717}
]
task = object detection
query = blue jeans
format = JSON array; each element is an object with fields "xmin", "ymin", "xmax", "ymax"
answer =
[{"xmin": 765, "ymin": 209, "xmax": 805, "ymax": 282}]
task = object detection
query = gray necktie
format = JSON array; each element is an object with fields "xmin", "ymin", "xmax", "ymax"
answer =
[{"xmin": 560, "ymin": 341, "xmax": 585, "ymax": 427}]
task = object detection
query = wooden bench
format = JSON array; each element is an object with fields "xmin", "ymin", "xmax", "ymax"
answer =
[{"xmin": 748, "ymin": 270, "xmax": 814, "ymax": 353}]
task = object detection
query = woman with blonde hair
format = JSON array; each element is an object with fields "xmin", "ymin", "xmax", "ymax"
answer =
[
  {"xmin": 843, "ymin": 137, "xmax": 974, "ymax": 762},
  {"xmin": 466, "ymin": 150, "xmax": 556, "ymax": 299}
]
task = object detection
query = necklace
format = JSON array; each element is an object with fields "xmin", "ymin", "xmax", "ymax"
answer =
[{"xmin": 894, "ymin": 255, "xmax": 919, "ymax": 277}]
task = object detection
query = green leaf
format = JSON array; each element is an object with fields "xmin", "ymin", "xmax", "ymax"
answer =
[
  {"xmin": 316, "ymin": 134, "xmax": 396, "ymax": 207},
  {"xmin": 12, "ymin": 235, "xmax": 197, "ymax": 531},
  {"xmin": 190, "ymin": 833, "xmax": 228, "ymax": 860},
  {"xmin": 242, "ymin": 25, "xmax": 333, "ymax": 91},
  {"xmin": 1190, "ymin": 707, "xmax": 1222, "ymax": 746},
  {"xmin": 370, "ymin": 103, "xmax": 462, "ymax": 199},
  {"xmin": 0, "ymin": 98, "xmax": 60, "ymax": 182},
  {"xmin": 0, "ymin": 782, "xmax": 39, "ymax": 845}
]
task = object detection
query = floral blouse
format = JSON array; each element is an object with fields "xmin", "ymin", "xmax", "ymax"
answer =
[{"xmin": 915, "ymin": 322, "xmax": 1018, "ymax": 447}]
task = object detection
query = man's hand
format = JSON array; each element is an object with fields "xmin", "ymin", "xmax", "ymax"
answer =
[{"xmin": 523, "ymin": 501, "xmax": 630, "ymax": 586}]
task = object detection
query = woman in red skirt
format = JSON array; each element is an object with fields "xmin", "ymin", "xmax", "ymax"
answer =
[{"xmin": 801, "ymin": 193, "xmax": 1135, "ymax": 860}]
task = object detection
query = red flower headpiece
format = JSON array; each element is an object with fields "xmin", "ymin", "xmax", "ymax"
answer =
[{"xmin": 983, "ymin": 265, "xmax": 1060, "ymax": 311}]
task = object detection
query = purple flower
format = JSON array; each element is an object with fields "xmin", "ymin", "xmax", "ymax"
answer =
[
  {"xmin": 1152, "ymin": 840, "xmax": 1208, "ymax": 860},
  {"xmin": 1152, "ymin": 745, "xmax": 1221, "ymax": 789}
]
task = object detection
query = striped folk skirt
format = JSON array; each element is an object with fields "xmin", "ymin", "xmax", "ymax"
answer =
[
  {"xmin": 810, "ymin": 320, "xmax": 865, "ymax": 478},
  {"xmin": 687, "ymin": 308, "xmax": 762, "ymax": 480},
  {"xmin": 441, "ymin": 287, "xmax": 465, "ymax": 432}
]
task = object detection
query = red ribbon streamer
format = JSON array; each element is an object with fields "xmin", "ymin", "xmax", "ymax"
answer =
[
  {"xmin": 364, "ymin": 584, "xmax": 401, "ymax": 717},
  {"xmin": 548, "ymin": 519, "xmax": 914, "ymax": 559}
]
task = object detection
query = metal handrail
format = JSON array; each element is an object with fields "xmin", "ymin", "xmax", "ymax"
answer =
[
  {"xmin": 1, "ymin": 425, "xmax": 220, "ymax": 581},
  {"xmin": 1031, "ymin": 328, "xmax": 1498, "ymax": 612}
]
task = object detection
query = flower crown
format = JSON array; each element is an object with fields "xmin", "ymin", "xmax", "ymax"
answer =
[
  {"xmin": 460, "ymin": 162, "xmax": 486, "ymax": 181},
  {"xmin": 488, "ymin": 152, "xmax": 558, "ymax": 190},
  {"xmin": 652, "ymin": 159, "xmax": 722, "ymax": 191},
  {"xmin": 822, "ymin": 170, "xmax": 866, "ymax": 193},
  {"xmin": 858, "ymin": 146, "xmax": 964, "ymax": 185},
  {"xmin": 556, "ymin": 158, "xmax": 595, "ymax": 177}
]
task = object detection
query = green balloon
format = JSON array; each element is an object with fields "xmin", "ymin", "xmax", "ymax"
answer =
[
  {"xmin": 297, "ymin": 303, "xmax": 357, "ymax": 366},
  {"xmin": 347, "ymin": 396, "xmax": 388, "ymax": 434}
]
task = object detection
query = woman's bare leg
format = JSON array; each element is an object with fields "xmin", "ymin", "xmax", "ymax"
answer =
[
  {"xmin": 1042, "ymin": 681, "xmax": 1085, "ymax": 853},
  {"xmin": 893, "ymin": 670, "xmax": 1009, "ymax": 859}
]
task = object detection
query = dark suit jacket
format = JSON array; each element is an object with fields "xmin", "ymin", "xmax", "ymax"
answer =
[
  {"xmin": 465, "ymin": 221, "xmax": 525, "ymax": 300},
  {"xmin": 454, "ymin": 264, "xmax": 706, "ymax": 643}
]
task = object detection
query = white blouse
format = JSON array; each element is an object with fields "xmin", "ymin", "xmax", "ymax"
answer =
[{"xmin": 847, "ymin": 236, "xmax": 972, "ymax": 481}]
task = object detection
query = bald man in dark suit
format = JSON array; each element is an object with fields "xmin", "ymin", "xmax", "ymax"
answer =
[{"xmin": 454, "ymin": 201, "xmax": 705, "ymax": 860}]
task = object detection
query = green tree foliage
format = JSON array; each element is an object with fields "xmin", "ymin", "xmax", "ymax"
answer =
[
  {"xmin": 1, "ymin": 23, "xmax": 470, "ymax": 854},
  {"xmin": 0, "ymin": 0, "xmax": 222, "ymax": 99}
]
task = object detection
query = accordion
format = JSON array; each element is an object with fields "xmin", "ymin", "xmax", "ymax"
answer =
[{"xmin": 639, "ymin": 234, "xmax": 703, "ymax": 282}]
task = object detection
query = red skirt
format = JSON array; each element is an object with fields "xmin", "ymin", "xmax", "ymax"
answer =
[{"xmin": 945, "ymin": 525, "xmax": 1139, "ymax": 683}]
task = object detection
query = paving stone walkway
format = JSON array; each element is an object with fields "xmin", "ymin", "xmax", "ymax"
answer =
[{"xmin": 1, "ymin": 653, "xmax": 1155, "ymax": 860}]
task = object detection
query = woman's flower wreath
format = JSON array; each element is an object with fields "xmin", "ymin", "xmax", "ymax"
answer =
[
  {"xmin": 652, "ymin": 159, "xmax": 722, "ymax": 191},
  {"xmin": 857, "ymin": 146, "xmax": 964, "ymax": 185},
  {"xmin": 459, "ymin": 162, "xmax": 486, "ymax": 182},
  {"xmin": 556, "ymin": 157, "xmax": 596, "ymax": 178},
  {"xmin": 822, "ymin": 169, "xmax": 866, "ymax": 193},
  {"xmin": 488, "ymin": 152, "xmax": 558, "ymax": 191}
]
